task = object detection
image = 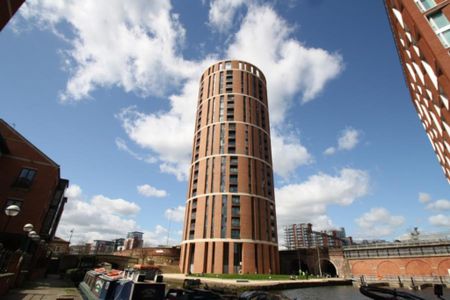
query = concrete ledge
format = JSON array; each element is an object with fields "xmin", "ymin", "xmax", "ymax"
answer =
[{"xmin": 163, "ymin": 273, "xmax": 352, "ymax": 292}]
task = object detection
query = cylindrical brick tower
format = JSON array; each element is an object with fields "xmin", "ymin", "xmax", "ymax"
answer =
[{"xmin": 180, "ymin": 60, "xmax": 279, "ymax": 274}]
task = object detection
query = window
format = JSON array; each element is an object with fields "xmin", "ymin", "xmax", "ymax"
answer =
[
  {"xmin": 428, "ymin": 10, "xmax": 450, "ymax": 48},
  {"xmin": 219, "ymin": 72, "xmax": 224, "ymax": 94},
  {"xmin": 232, "ymin": 218, "xmax": 240, "ymax": 227},
  {"xmin": 221, "ymin": 195, "xmax": 228, "ymax": 238},
  {"xmin": 220, "ymin": 157, "xmax": 226, "ymax": 192},
  {"xmin": 14, "ymin": 168, "xmax": 36, "ymax": 188},
  {"xmin": 230, "ymin": 174, "xmax": 238, "ymax": 185},
  {"xmin": 232, "ymin": 207, "xmax": 240, "ymax": 217},
  {"xmin": 225, "ymin": 61, "xmax": 232, "ymax": 70},
  {"xmin": 415, "ymin": 0, "xmax": 436, "ymax": 12},
  {"xmin": 231, "ymin": 229, "xmax": 240, "ymax": 239},
  {"xmin": 219, "ymin": 96, "xmax": 225, "ymax": 122}
]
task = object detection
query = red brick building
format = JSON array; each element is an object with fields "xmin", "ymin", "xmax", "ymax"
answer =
[
  {"xmin": 0, "ymin": 119, "xmax": 69, "ymax": 248},
  {"xmin": 385, "ymin": 0, "xmax": 450, "ymax": 183},
  {"xmin": 180, "ymin": 60, "xmax": 279, "ymax": 274},
  {"xmin": 48, "ymin": 236, "xmax": 70, "ymax": 257}
]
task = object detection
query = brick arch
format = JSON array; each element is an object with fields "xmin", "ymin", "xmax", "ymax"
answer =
[
  {"xmin": 320, "ymin": 259, "xmax": 338, "ymax": 277},
  {"xmin": 437, "ymin": 259, "xmax": 450, "ymax": 276},
  {"xmin": 405, "ymin": 260, "xmax": 432, "ymax": 276},
  {"xmin": 329, "ymin": 257, "xmax": 343, "ymax": 276},
  {"xmin": 377, "ymin": 261, "xmax": 400, "ymax": 277},
  {"xmin": 351, "ymin": 261, "xmax": 372, "ymax": 276}
]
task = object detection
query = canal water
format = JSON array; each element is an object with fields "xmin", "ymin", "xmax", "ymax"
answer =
[{"xmin": 278, "ymin": 285, "xmax": 444, "ymax": 299}]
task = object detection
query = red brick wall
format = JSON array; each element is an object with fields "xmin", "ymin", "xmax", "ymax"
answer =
[
  {"xmin": 0, "ymin": 120, "xmax": 61, "ymax": 237},
  {"xmin": 349, "ymin": 256, "xmax": 450, "ymax": 277}
]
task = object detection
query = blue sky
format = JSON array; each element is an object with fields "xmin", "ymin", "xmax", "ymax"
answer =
[{"xmin": 1, "ymin": 0, "xmax": 449, "ymax": 246}]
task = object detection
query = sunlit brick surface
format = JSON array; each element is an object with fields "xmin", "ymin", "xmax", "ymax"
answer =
[
  {"xmin": 386, "ymin": 0, "xmax": 450, "ymax": 183},
  {"xmin": 180, "ymin": 60, "xmax": 279, "ymax": 274}
]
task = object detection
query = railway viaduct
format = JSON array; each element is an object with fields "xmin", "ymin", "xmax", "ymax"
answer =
[{"xmin": 280, "ymin": 240, "xmax": 450, "ymax": 281}]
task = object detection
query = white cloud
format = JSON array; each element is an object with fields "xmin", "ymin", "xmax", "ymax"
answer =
[
  {"xmin": 338, "ymin": 128, "xmax": 360, "ymax": 150},
  {"xmin": 59, "ymin": 186, "xmax": 178, "ymax": 246},
  {"xmin": 208, "ymin": 0, "xmax": 246, "ymax": 32},
  {"xmin": 429, "ymin": 214, "xmax": 450, "ymax": 227},
  {"xmin": 21, "ymin": 2, "xmax": 342, "ymax": 181},
  {"xmin": 271, "ymin": 130, "xmax": 313, "ymax": 178},
  {"xmin": 165, "ymin": 206, "xmax": 185, "ymax": 223},
  {"xmin": 226, "ymin": 4, "xmax": 344, "ymax": 124},
  {"xmin": 57, "ymin": 184, "xmax": 141, "ymax": 243},
  {"xmin": 324, "ymin": 127, "xmax": 361, "ymax": 155},
  {"xmin": 65, "ymin": 184, "xmax": 82, "ymax": 199},
  {"xmin": 91, "ymin": 195, "xmax": 140, "ymax": 215},
  {"xmin": 275, "ymin": 168, "xmax": 370, "ymax": 227},
  {"xmin": 419, "ymin": 192, "xmax": 431, "ymax": 203},
  {"xmin": 19, "ymin": 0, "xmax": 197, "ymax": 101},
  {"xmin": 137, "ymin": 184, "xmax": 168, "ymax": 198},
  {"xmin": 115, "ymin": 137, "xmax": 157, "ymax": 163},
  {"xmin": 355, "ymin": 207, "xmax": 405, "ymax": 239},
  {"xmin": 427, "ymin": 199, "xmax": 450, "ymax": 211},
  {"xmin": 323, "ymin": 147, "xmax": 336, "ymax": 156}
]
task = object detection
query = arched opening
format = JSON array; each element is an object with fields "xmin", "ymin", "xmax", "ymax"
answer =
[{"xmin": 320, "ymin": 259, "xmax": 337, "ymax": 277}]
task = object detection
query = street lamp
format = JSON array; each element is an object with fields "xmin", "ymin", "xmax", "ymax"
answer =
[
  {"xmin": 23, "ymin": 223, "xmax": 33, "ymax": 232},
  {"xmin": 5, "ymin": 205, "xmax": 20, "ymax": 217},
  {"xmin": 3, "ymin": 205, "xmax": 21, "ymax": 232},
  {"xmin": 22, "ymin": 224, "xmax": 34, "ymax": 252}
]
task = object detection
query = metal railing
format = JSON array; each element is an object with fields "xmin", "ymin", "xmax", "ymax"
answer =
[
  {"xmin": 344, "ymin": 239, "xmax": 450, "ymax": 250},
  {"xmin": 354, "ymin": 275, "xmax": 450, "ymax": 285}
]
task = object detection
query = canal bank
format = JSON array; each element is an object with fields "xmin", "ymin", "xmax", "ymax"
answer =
[{"xmin": 163, "ymin": 273, "xmax": 352, "ymax": 293}]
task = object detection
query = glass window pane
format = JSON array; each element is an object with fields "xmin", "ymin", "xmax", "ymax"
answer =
[
  {"xmin": 441, "ymin": 29, "xmax": 450, "ymax": 46},
  {"xmin": 430, "ymin": 11, "xmax": 449, "ymax": 29},
  {"xmin": 420, "ymin": 0, "xmax": 436, "ymax": 10}
]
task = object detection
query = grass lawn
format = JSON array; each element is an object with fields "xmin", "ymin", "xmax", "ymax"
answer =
[{"xmin": 189, "ymin": 273, "xmax": 311, "ymax": 280}]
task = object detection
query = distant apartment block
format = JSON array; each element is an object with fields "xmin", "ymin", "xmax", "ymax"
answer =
[
  {"xmin": 124, "ymin": 231, "xmax": 144, "ymax": 250},
  {"xmin": 385, "ymin": 0, "xmax": 450, "ymax": 183},
  {"xmin": 114, "ymin": 238, "xmax": 125, "ymax": 251},
  {"xmin": 284, "ymin": 223, "xmax": 352, "ymax": 250},
  {"xmin": 0, "ymin": 119, "xmax": 69, "ymax": 249},
  {"xmin": 91, "ymin": 240, "xmax": 115, "ymax": 254}
]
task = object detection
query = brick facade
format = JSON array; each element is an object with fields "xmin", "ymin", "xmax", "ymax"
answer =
[
  {"xmin": 180, "ymin": 60, "xmax": 279, "ymax": 274},
  {"xmin": 0, "ymin": 119, "xmax": 69, "ymax": 244},
  {"xmin": 385, "ymin": 0, "xmax": 450, "ymax": 182}
]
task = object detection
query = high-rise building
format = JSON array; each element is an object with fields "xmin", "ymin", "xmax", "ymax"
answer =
[
  {"xmin": 385, "ymin": 0, "xmax": 450, "ymax": 183},
  {"xmin": 124, "ymin": 231, "xmax": 144, "ymax": 250},
  {"xmin": 180, "ymin": 60, "xmax": 279, "ymax": 274},
  {"xmin": 283, "ymin": 223, "xmax": 351, "ymax": 250}
]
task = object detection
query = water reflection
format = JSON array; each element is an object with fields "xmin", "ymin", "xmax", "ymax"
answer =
[{"xmin": 279, "ymin": 286, "xmax": 446, "ymax": 300}]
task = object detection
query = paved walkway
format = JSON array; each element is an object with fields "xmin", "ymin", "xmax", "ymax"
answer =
[
  {"xmin": 3, "ymin": 275, "xmax": 82, "ymax": 300},
  {"xmin": 163, "ymin": 273, "xmax": 352, "ymax": 288}
]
